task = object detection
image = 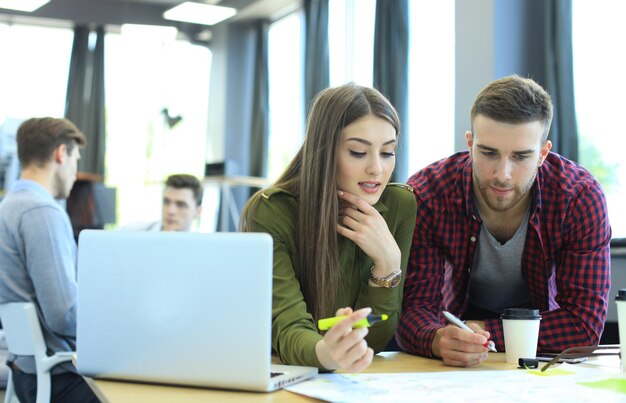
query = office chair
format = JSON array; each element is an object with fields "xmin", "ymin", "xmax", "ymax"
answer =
[
  {"xmin": 0, "ymin": 303, "xmax": 75, "ymax": 403},
  {"xmin": 0, "ymin": 331, "xmax": 11, "ymax": 399}
]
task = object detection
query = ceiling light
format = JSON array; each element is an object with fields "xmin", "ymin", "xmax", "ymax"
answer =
[
  {"xmin": 163, "ymin": 2, "xmax": 237, "ymax": 26},
  {"xmin": 0, "ymin": 0, "xmax": 50, "ymax": 12}
]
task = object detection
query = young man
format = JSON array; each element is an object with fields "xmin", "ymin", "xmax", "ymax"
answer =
[
  {"xmin": 0, "ymin": 117, "xmax": 99, "ymax": 402},
  {"xmin": 397, "ymin": 76, "xmax": 611, "ymax": 367},
  {"xmin": 121, "ymin": 174, "xmax": 203, "ymax": 232}
]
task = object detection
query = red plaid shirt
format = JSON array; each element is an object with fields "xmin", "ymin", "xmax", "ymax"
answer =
[{"xmin": 397, "ymin": 152, "xmax": 611, "ymax": 357}]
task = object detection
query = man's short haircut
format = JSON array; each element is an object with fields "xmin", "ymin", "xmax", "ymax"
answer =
[
  {"xmin": 470, "ymin": 75, "xmax": 554, "ymax": 143},
  {"xmin": 17, "ymin": 117, "xmax": 86, "ymax": 168},
  {"xmin": 165, "ymin": 174, "xmax": 203, "ymax": 206}
]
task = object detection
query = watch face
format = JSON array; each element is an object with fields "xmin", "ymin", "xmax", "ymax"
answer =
[
  {"xmin": 389, "ymin": 274, "xmax": 401, "ymax": 287},
  {"xmin": 387, "ymin": 273, "xmax": 401, "ymax": 287}
]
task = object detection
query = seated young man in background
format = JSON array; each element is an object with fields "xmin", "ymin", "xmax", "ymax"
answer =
[
  {"xmin": 0, "ymin": 117, "xmax": 99, "ymax": 402},
  {"xmin": 120, "ymin": 173, "xmax": 203, "ymax": 232}
]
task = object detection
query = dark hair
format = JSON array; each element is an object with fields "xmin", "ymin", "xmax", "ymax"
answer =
[
  {"xmin": 240, "ymin": 83, "xmax": 400, "ymax": 320},
  {"xmin": 470, "ymin": 75, "xmax": 553, "ymax": 142},
  {"xmin": 17, "ymin": 117, "xmax": 86, "ymax": 168},
  {"xmin": 165, "ymin": 174, "xmax": 203, "ymax": 205}
]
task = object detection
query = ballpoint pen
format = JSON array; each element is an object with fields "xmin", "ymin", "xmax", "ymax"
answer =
[
  {"xmin": 442, "ymin": 310, "xmax": 497, "ymax": 352},
  {"xmin": 318, "ymin": 314, "xmax": 388, "ymax": 331}
]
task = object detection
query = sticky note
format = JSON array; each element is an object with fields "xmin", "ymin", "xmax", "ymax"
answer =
[
  {"xmin": 578, "ymin": 378, "xmax": 626, "ymax": 394},
  {"xmin": 527, "ymin": 368, "xmax": 575, "ymax": 377}
]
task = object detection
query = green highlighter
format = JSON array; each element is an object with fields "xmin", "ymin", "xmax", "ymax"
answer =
[{"xmin": 318, "ymin": 314, "xmax": 389, "ymax": 331}]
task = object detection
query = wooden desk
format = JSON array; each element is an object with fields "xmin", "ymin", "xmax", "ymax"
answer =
[{"xmin": 89, "ymin": 352, "xmax": 620, "ymax": 402}]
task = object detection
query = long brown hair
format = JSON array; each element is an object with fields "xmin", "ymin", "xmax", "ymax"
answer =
[{"xmin": 240, "ymin": 83, "xmax": 400, "ymax": 321}]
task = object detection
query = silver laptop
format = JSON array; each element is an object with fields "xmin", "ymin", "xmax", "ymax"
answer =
[{"xmin": 76, "ymin": 230, "xmax": 317, "ymax": 392}]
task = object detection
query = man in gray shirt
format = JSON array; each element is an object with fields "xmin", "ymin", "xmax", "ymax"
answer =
[{"xmin": 0, "ymin": 117, "xmax": 98, "ymax": 402}]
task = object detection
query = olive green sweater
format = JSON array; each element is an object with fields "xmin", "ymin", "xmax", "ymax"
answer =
[{"xmin": 248, "ymin": 184, "xmax": 417, "ymax": 369}]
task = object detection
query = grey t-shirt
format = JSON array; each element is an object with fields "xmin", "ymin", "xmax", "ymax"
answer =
[{"xmin": 469, "ymin": 206, "xmax": 532, "ymax": 313}]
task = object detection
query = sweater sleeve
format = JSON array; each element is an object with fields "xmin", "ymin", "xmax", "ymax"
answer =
[{"xmin": 248, "ymin": 193, "xmax": 323, "ymax": 368}]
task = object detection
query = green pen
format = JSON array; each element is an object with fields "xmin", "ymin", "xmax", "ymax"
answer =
[{"xmin": 318, "ymin": 314, "xmax": 389, "ymax": 331}]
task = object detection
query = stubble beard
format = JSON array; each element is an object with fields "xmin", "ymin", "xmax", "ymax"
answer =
[{"xmin": 474, "ymin": 172, "xmax": 536, "ymax": 213}]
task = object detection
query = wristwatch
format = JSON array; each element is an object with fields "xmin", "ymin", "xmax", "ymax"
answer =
[{"xmin": 369, "ymin": 266, "xmax": 402, "ymax": 288}]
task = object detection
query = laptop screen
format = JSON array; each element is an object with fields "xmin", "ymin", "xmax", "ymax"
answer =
[{"xmin": 76, "ymin": 230, "xmax": 275, "ymax": 389}]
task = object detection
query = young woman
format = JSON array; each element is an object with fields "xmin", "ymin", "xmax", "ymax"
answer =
[{"xmin": 240, "ymin": 83, "xmax": 416, "ymax": 372}]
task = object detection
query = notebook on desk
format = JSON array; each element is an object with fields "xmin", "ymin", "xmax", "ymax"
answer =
[{"xmin": 76, "ymin": 230, "xmax": 317, "ymax": 392}]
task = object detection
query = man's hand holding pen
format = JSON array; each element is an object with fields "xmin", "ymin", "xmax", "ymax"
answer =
[{"xmin": 432, "ymin": 311, "xmax": 494, "ymax": 367}]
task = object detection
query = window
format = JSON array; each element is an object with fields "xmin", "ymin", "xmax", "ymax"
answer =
[
  {"xmin": 573, "ymin": 0, "xmax": 626, "ymax": 241},
  {"xmin": 0, "ymin": 23, "xmax": 73, "ymax": 194},
  {"xmin": 0, "ymin": 24, "xmax": 72, "ymax": 120},
  {"xmin": 104, "ymin": 29, "xmax": 211, "ymax": 228},
  {"xmin": 328, "ymin": 0, "xmax": 375, "ymax": 87},
  {"xmin": 267, "ymin": 10, "xmax": 305, "ymax": 182},
  {"xmin": 407, "ymin": 1, "xmax": 455, "ymax": 179}
]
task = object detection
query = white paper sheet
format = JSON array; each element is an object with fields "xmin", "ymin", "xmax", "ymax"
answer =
[{"xmin": 285, "ymin": 364, "xmax": 625, "ymax": 402}]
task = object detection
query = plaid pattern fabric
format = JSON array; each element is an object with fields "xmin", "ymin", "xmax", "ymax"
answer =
[{"xmin": 397, "ymin": 151, "xmax": 611, "ymax": 357}]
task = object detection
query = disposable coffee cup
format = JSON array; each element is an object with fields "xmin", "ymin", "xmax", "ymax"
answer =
[
  {"xmin": 501, "ymin": 308, "xmax": 541, "ymax": 364},
  {"xmin": 615, "ymin": 289, "xmax": 626, "ymax": 371}
]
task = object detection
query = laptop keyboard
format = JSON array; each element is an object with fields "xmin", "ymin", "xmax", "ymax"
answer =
[{"xmin": 270, "ymin": 372, "xmax": 284, "ymax": 378}]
